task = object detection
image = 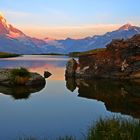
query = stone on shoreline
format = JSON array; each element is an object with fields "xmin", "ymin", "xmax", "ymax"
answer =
[{"xmin": 65, "ymin": 58, "xmax": 78, "ymax": 77}]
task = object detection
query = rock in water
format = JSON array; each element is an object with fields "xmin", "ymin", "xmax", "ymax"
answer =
[
  {"xmin": 44, "ymin": 71, "xmax": 52, "ymax": 78},
  {"xmin": 65, "ymin": 58, "xmax": 78, "ymax": 77}
]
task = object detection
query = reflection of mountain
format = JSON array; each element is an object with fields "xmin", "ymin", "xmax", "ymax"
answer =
[
  {"xmin": 0, "ymin": 84, "xmax": 45, "ymax": 100},
  {"xmin": 0, "ymin": 56, "xmax": 68, "ymax": 68},
  {"xmin": 0, "ymin": 55, "xmax": 68, "ymax": 80},
  {"xmin": 66, "ymin": 78, "xmax": 140, "ymax": 118}
]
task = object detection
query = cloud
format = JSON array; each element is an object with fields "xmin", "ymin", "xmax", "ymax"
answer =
[
  {"xmin": 2, "ymin": 10, "xmax": 139, "ymax": 39},
  {"xmin": 20, "ymin": 24, "xmax": 121, "ymax": 39}
]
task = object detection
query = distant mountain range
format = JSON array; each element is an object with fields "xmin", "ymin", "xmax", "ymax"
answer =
[{"xmin": 0, "ymin": 13, "xmax": 140, "ymax": 54}]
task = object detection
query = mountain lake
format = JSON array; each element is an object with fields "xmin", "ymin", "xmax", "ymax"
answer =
[{"xmin": 0, "ymin": 55, "xmax": 139, "ymax": 140}]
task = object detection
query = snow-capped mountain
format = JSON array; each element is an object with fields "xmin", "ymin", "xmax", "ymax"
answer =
[
  {"xmin": 0, "ymin": 13, "xmax": 140, "ymax": 54},
  {"xmin": 0, "ymin": 13, "xmax": 46, "ymax": 54},
  {"xmin": 53, "ymin": 23, "xmax": 140, "ymax": 53}
]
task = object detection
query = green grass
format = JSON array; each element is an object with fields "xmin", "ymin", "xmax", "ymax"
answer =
[
  {"xmin": 11, "ymin": 67, "xmax": 30, "ymax": 85},
  {"xmin": 69, "ymin": 48, "xmax": 105, "ymax": 57},
  {"xmin": 0, "ymin": 52, "xmax": 20, "ymax": 58},
  {"xmin": 86, "ymin": 118, "xmax": 140, "ymax": 140},
  {"xmin": 16, "ymin": 118, "xmax": 140, "ymax": 140},
  {"xmin": 11, "ymin": 67, "xmax": 30, "ymax": 78}
]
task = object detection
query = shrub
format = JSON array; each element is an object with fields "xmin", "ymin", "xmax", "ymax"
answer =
[
  {"xmin": 11, "ymin": 67, "xmax": 30, "ymax": 77},
  {"xmin": 11, "ymin": 67, "xmax": 30, "ymax": 85}
]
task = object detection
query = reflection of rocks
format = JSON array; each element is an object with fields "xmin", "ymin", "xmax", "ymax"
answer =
[
  {"xmin": 66, "ymin": 77, "xmax": 140, "ymax": 118},
  {"xmin": 0, "ymin": 69, "xmax": 47, "ymax": 99},
  {"xmin": 0, "ymin": 84, "xmax": 45, "ymax": 100},
  {"xmin": 65, "ymin": 77, "xmax": 77, "ymax": 92}
]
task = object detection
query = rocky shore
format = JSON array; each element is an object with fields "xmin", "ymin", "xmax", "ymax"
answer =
[{"xmin": 65, "ymin": 34, "xmax": 140, "ymax": 79}]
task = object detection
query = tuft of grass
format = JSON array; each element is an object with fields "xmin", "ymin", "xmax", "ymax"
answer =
[
  {"xmin": 11, "ymin": 67, "xmax": 30, "ymax": 85},
  {"xmin": 11, "ymin": 67, "xmax": 30, "ymax": 77},
  {"xmin": 86, "ymin": 117, "xmax": 140, "ymax": 140}
]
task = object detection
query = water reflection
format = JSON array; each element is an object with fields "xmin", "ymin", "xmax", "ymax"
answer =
[
  {"xmin": 0, "ymin": 55, "xmax": 68, "ymax": 80},
  {"xmin": 66, "ymin": 78, "xmax": 140, "ymax": 118},
  {"xmin": 0, "ymin": 84, "xmax": 45, "ymax": 100}
]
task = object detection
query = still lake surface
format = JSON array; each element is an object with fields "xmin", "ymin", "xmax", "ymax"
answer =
[{"xmin": 0, "ymin": 55, "xmax": 139, "ymax": 140}]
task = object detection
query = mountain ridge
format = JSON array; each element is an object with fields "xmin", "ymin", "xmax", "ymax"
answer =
[{"xmin": 0, "ymin": 14, "xmax": 140, "ymax": 54}]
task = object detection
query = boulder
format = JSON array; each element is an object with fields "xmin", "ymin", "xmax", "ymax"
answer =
[
  {"xmin": 0, "ymin": 69, "xmax": 46, "ymax": 86},
  {"xmin": 44, "ymin": 71, "xmax": 52, "ymax": 78},
  {"xmin": 65, "ymin": 58, "xmax": 78, "ymax": 77},
  {"xmin": 26, "ymin": 73, "xmax": 46, "ymax": 86}
]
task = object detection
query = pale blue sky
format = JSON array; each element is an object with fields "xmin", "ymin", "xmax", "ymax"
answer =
[{"xmin": 0, "ymin": 0, "xmax": 140, "ymax": 38}]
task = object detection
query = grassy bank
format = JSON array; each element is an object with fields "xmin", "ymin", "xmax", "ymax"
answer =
[
  {"xmin": 17, "ymin": 117, "xmax": 140, "ymax": 140},
  {"xmin": 0, "ymin": 52, "xmax": 20, "ymax": 58},
  {"xmin": 69, "ymin": 48, "xmax": 105, "ymax": 57},
  {"xmin": 29, "ymin": 48, "xmax": 105, "ymax": 57}
]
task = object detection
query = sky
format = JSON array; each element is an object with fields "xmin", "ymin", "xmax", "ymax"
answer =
[{"xmin": 0, "ymin": 0, "xmax": 140, "ymax": 39}]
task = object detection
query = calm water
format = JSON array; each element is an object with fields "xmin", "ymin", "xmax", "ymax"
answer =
[{"xmin": 0, "ymin": 55, "xmax": 139, "ymax": 140}]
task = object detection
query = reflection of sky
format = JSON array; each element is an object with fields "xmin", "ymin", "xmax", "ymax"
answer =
[
  {"xmin": 0, "ymin": 80, "xmax": 118, "ymax": 140},
  {"xmin": 0, "ymin": 55, "xmax": 69, "ymax": 80},
  {"xmin": 0, "ymin": 55, "xmax": 131, "ymax": 140}
]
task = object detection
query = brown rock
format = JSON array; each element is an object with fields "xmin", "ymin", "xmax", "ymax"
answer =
[
  {"xmin": 65, "ymin": 34, "xmax": 140, "ymax": 79},
  {"xmin": 65, "ymin": 58, "xmax": 78, "ymax": 77},
  {"xmin": 0, "ymin": 69, "xmax": 46, "ymax": 86},
  {"xmin": 44, "ymin": 71, "xmax": 52, "ymax": 78}
]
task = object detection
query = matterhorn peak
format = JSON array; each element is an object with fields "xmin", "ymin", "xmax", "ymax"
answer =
[
  {"xmin": 0, "ymin": 12, "xmax": 5, "ymax": 21},
  {"xmin": 0, "ymin": 12, "xmax": 24, "ymax": 37},
  {"xmin": 0, "ymin": 12, "xmax": 4, "ymax": 18},
  {"xmin": 0, "ymin": 12, "xmax": 10, "ymax": 28},
  {"xmin": 118, "ymin": 23, "xmax": 134, "ymax": 30}
]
